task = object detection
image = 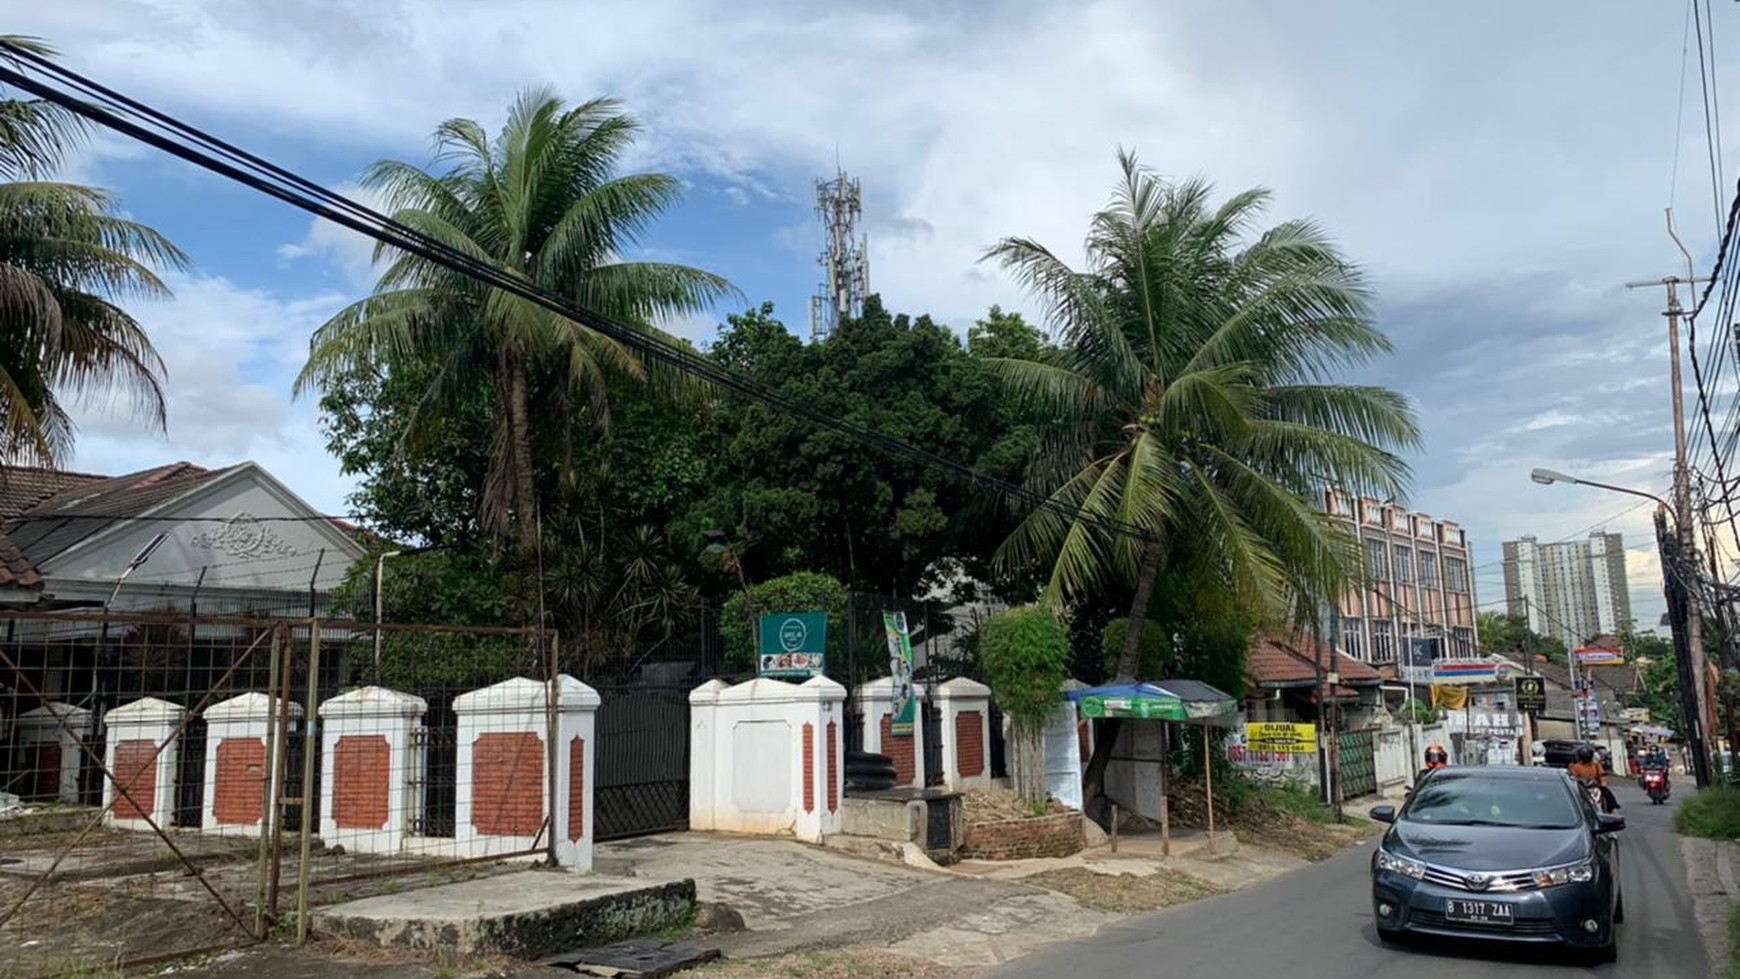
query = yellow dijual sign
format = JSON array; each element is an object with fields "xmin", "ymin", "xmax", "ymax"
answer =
[{"xmin": 1244, "ymin": 722, "xmax": 1318, "ymax": 754}]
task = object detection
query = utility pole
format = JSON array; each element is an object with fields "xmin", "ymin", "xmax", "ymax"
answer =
[
  {"xmin": 1627, "ymin": 272, "xmax": 1715, "ymax": 787},
  {"xmin": 1657, "ymin": 509, "xmax": 1714, "ymax": 787}
]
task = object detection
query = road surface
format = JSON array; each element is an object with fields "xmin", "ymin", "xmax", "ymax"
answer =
[{"xmin": 994, "ymin": 782, "xmax": 1708, "ymax": 978}]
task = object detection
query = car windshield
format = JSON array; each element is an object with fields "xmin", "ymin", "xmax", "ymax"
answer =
[{"xmin": 1401, "ymin": 773, "xmax": 1582, "ymax": 829}]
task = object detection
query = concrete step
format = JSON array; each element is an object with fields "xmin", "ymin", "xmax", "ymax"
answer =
[{"xmin": 309, "ymin": 870, "xmax": 696, "ymax": 958}]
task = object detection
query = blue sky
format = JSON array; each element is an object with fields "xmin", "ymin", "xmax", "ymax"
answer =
[{"xmin": 13, "ymin": 0, "xmax": 1740, "ymax": 628}]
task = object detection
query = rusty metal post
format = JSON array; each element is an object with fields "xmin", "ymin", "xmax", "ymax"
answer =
[
  {"xmin": 254, "ymin": 626, "xmax": 283, "ymax": 937},
  {"xmin": 295, "ymin": 620, "xmax": 322, "ymax": 944},
  {"xmin": 266, "ymin": 627, "xmax": 296, "ymax": 920},
  {"xmin": 545, "ymin": 629, "xmax": 560, "ymax": 867}
]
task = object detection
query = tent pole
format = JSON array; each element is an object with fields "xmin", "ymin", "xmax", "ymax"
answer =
[
  {"xmin": 1159, "ymin": 722, "xmax": 1171, "ymax": 858},
  {"xmin": 1203, "ymin": 722, "xmax": 1215, "ymax": 842}
]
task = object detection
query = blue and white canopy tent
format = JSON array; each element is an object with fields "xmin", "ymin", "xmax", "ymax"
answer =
[{"xmin": 1065, "ymin": 679, "xmax": 1238, "ymax": 854}]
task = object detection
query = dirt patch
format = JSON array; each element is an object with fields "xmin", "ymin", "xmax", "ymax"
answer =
[
  {"xmin": 959, "ymin": 790, "xmax": 1063, "ymax": 823},
  {"xmin": 1233, "ymin": 816, "xmax": 1368, "ymax": 862},
  {"xmin": 0, "ymin": 876, "xmax": 253, "ymax": 979},
  {"xmin": 699, "ymin": 950, "xmax": 978, "ymax": 979},
  {"xmin": 1020, "ymin": 866, "xmax": 1223, "ymax": 913}
]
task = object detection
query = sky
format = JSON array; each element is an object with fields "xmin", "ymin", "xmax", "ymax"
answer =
[{"xmin": 9, "ymin": 0, "xmax": 1740, "ymax": 632}]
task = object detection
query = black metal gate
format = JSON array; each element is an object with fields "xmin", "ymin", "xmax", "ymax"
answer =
[
  {"xmin": 593, "ymin": 684, "xmax": 690, "ymax": 840},
  {"xmin": 922, "ymin": 702, "xmax": 943, "ymax": 787},
  {"xmin": 1339, "ymin": 728, "xmax": 1377, "ymax": 798}
]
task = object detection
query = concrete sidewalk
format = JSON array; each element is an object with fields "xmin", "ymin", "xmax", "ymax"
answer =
[{"xmin": 1683, "ymin": 834, "xmax": 1738, "ymax": 979}]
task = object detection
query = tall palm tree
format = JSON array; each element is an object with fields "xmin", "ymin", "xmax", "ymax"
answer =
[
  {"xmin": 297, "ymin": 89, "xmax": 733, "ymax": 553},
  {"xmin": 0, "ymin": 36, "xmax": 185, "ymax": 465},
  {"xmin": 986, "ymin": 150, "xmax": 1420, "ymax": 684}
]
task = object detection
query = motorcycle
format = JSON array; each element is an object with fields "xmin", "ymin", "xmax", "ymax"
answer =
[
  {"xmin": 1577, "ymin": 777, "xmax": 1619, "ymax": 814},
  {"xmin": 1641, "ymin": 769, "xmax": 1670, "ymax": 805}
]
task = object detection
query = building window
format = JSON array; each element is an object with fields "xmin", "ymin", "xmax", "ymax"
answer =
[
  {"xmin": 1341, "ymin": 617, "xmax": 1365, "ymax": 661},
  {"xmin": 1366, "ymin": 538, "xmax": 1389, "ymax": 581},
  {"xmin": 1393, "ymin": 546, "xmax": 1414, "ymax": 583},
  {"xmin": 1451, "ymin": 626, "xmax": 1474, "ymax": 657},
  {"xmin": 1445, "ymin": 556, "xmax": 1469, "ymax": 593},
  {"xmin": 1419, "ymin": 552, "xmax": 1440, "ymax": 588},
  {"xmin": 1371, "ymin": 619, "xmax": 1395, "ymax": 663}
]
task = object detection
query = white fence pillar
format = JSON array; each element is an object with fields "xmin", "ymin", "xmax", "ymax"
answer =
[
  {"xmin": 16, "ymin": 702, "xmax": 88, "ymax": 802},
  {"xmin": 104, "ymin": 697, "xmax": 183, "ymax": 830},
  {"xmin": 318, "ymin": 686, "xmax": 427, "ymax": 855},
  {"xmin": 856, "ymin": 677, "xmax": 925, "ymax": 788},
  {"xmin": 695, "ymin": 676, "xmax": 845, "ymax": 842},
  {"xmin": 203, "ymin": 693, "xmax": 301, "ymax": 836},
  {"xmin": 688, "ymin": 680, "xmax": 728, "ymax": 832},
  {"xmin": 935, "ymin": 677, "xmax": 992, "ymax": 791}
]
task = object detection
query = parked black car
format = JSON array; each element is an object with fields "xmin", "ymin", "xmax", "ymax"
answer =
[
  {"xmin": 1537, "ymin": 740, "xmax": 1593, "ymax": 769},
  {"xmin": 1370, "ymin": 766, "xmax": 1624, "ymax": 962}
]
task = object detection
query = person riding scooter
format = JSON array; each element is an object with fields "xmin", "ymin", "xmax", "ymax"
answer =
[
  {"xmin": 1569, "ymin": 746, "xmax": 1620, "ymax": 813},
  {"xmin": 1638, "ymin": 745, "xmax": 1671, "ymax": 803}
]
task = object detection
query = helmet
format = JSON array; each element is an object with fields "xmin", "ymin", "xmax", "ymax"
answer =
[
  {"xmin": 1576, "ymin": 746, "xmax": 1595, "ymax": 763},
  {"xmin": 1424, "ymin": 743, "xmax": 1448, "ymax": 765}
]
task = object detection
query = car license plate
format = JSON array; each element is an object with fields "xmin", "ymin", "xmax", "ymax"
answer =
[{"xmin": 1444, "ymin": 899, "xmax": 1514, "ymax": 925}]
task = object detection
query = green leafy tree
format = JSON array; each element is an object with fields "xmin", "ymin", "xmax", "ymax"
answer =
[
  {"xmin": 297, "ymin": 88, "xmax": 733, "ymax": 555},
  {"xmin": 980, "ymin": 605, "xmax": 1072, "ymax": 806},
  {"xmin": 966, "ymin": 305, "xmax": 1049, "ymax": 361},
  {"xmin": 719, "ymin": 571, "xmax": 848, "ymax": 672},
  {"xmin": 984, "ymin": 151, "xmax": 1418, "ymax": 804},
  {"xmin": 0, "ymin": 36, "xmax": 187, "ymax": 465},
  {"xmin": 1477, "ymin": 610, "xmax": 1567, "ymax": 664}
]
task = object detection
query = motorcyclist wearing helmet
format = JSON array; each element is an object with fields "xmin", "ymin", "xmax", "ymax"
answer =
[
  {"xmin": 1423, "ymin": 743, "xmax": 1449, "ymax": 771},
  {"xmin": 1569, "ymin": 746, "xmax": 1620, "ymax": 812}
]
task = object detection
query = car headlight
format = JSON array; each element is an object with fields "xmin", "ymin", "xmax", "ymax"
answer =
[
  {"xmin": 1533, "ymin": 861, "xmax": 1596, "ymax": 887},
  {"xmin": 1376, "ymin": 850, "xmax": 1427, "ymax": 880}
]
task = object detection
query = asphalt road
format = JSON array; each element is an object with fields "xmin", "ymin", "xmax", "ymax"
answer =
[{"xmin": 994, "ymin": 782, "xmax": 1709, "ymax": 978}]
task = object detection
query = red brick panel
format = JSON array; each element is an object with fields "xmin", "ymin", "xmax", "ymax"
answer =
[
  {"xmin": 956, "ymin": 711, "xmax": 985, "ymax": 778},
  {"xmin": 826, "ymin": 721, "xmax": 839, "ymax": 813},
  {"xmin": 1077, "ymin": 721, "xmax": 1091, "ymax": 764},
  {"xmin": 29, "ymin": 742, "xmax": 61, "ymax": 799},
  {"xmin": 333, "ymin": 735, "xmax": 390, "ymax": 830},
  {"xmin": 472, "ymin": 732, "xmax": 544, "ymax": 837},
  {"xmin": 112, "ymin": 739, "xmax": 158, "ymax": 820},
  {"xmin": 962, "ymin": 812, "xmax": 1085, "ymax": 860},
  {"xmin": 214, "ymin": 738, "xmax": 267, "ymax": 825},
  {"xmin": 880, "ymin": 714, "xmax": 916, "ymax": 785},
  {"xmin": 567, "ymin": 737, "xmax": 585, "ymax": 843},
  {"xmin": 802, "ymin": 723, "xmax": 816, "ymax": 814}
]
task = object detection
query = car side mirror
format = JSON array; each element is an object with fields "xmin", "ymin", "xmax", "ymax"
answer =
[
  {"xmin": 1370, "ymin": 805, "xmax": 1396, "ymax": 824},
  {"xmin": 1595, "ymin": 813, "xmax": 1625, "ymax": 834}
]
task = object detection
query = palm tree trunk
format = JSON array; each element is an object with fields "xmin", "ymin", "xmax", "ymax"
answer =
[
  {"xmin": 1083, "ymin": 536, "xmax": 1165, "ymax": 823},
  {"xmin": 504, "ymin": 348, "xmax": 539, "ymax": 557}
]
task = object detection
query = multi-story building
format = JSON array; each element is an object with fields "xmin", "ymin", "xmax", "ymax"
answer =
[
  {"xmin": 1324, "ymin": 491, "xmax": 1480, "ymax": 667},
  {"xmin": 1501, "ymin": 532, "xmax": 1632, "ymax": 648}
]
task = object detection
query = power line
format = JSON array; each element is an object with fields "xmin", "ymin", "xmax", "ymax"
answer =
[{"xmin": 0, "ymin": 45, "xmax": 1166, "ymax": 548}]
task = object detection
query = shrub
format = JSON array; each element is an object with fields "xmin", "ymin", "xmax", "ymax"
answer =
[
  {"xmin": 1676, "ymin": 784, "xmax": 1740, "ymax": 840},
  {"xmin": 980, "ymin": 605, "xmax": 1071, "ymax": 805},
  {"xmin": 719, "ymin": 571, "xmax": 847, "ymax": 671}
]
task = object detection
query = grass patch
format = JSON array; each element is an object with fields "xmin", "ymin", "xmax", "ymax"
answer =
[
  {"xmin": 1676, "ymin": 785, "xmax": 1740, "ymax": 839},
  {"xmin": 1022, "ymin": 866, "xmax": 1223, "ymax": 913},
  {"xmin": 1224, "ymin": 779, "xmax": 1337, "ymax": 825}
]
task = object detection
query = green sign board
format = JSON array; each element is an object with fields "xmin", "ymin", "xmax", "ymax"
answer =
[
  {"xmin": 882, "ymin": 611, "xmax": 916, "ymax": 737},
  {"xmin": 758, "ymin": 612, "xmax": 828, "ymax": 679},
  {"xmin": 1076, "ymin": 694, "xmax": 1189, "ymax": 721}
]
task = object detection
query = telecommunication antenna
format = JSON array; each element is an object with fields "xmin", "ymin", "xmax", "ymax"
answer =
[{"xmin": 809, "ymin": 166, "xmax": 868, "ymax": 341}]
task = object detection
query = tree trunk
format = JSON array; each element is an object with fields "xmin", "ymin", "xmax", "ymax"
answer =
[
  {"xmin": 504, "ymin": 348, "xmax": 539, "ymax": 558},
  {"xmin": 1083, "ymin": 536, "xmax": 1166, "ymax": 823},
  {"xmin": 1013, "ymin": 722, "xmax": 1046, "ymax": 809}
]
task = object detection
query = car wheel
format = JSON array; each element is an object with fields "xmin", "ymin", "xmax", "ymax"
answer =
[
  {"xmin": 1376, "ymin": 925, "xmax": 1405, "ymax": 945},
  {"xmin": 1614, "ymin": 890, "xmax": 1625, "ymax": 924}
]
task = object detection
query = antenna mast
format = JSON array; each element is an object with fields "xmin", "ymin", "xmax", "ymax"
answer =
[{"xmin": 809, "ymin": 166, "xmax": 868, "ymax": 341}]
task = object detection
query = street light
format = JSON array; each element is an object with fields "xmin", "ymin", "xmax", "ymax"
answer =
[{"xmin": 1528, "ymin": 468, "xmax": 1672, "ymax": 512}]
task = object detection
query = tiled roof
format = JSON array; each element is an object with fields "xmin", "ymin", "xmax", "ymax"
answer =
[
  {"xmin": 4, "ymin": 462, "xmax": 230, "ymax": 563},
  {"xmin": 0, "ymin": 465, "xmax": 105, "ymax": 518},
  {"xmin": 0, "ymin": 533, "xmax": 41, "ymax": 588},
  {"xmin": 1246, "ymin": 634, "xmax": 1383, "ymax": 697}
]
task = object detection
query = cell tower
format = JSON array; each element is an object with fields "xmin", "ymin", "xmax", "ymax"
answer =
[{"xmin": 808, "ymin": 168, "xmax": 868, "ymax": 342}]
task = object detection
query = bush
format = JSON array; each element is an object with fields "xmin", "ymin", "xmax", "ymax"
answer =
[
  {"xmin": 719, "ymin": 571, "xmax": 847, "ymax": 671},
  {"xmin": 1676, "ymin": 785, "xmax": 1740, "ymax": 840},
  {"xmin": 979, "ymin": 605, "xmax": 1071, "ymax": 806},
  {"xmin": 1223, "ymin": 774, "xmax": 1337, "ymax": 826}
]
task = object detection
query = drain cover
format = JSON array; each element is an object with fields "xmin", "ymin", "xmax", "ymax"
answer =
[{"xmin": 542, "ymin": 939, "xmax": 720, "ymax": 977}]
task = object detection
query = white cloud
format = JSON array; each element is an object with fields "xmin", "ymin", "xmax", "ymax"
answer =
[
  {"xmin": 273, "ymin": 181, "xmax": 390, "ymax": 290},
  {"xmin": 66, "ymin": 274, "xmax": 356, "ymax": 515}
]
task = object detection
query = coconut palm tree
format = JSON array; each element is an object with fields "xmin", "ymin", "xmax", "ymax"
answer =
[
  {"xmin": 986, "ymin": 150, "xmax": 1420, "ymax": 684},
  {"xmin": 0, "ymin": 36, "xmax": 185, "ymax": 465},
  {"xmin": 297, "ymin": 88, "xmax": 733, "ymax": 553}
]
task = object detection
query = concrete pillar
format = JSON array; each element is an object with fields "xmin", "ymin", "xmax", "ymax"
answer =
[
  {"xmin": 16, "ymin": 702, "xmax": 89, "ymax": 802},
  {"xmin": 103, "ymin": 697, "xmax": 184, "ymax": 830},
  {"xmin": 203, "ymin": 692, "xmax": 302, "ymax": 836},
  {"xmin": 452, "ymin": 675, "xmax": 600, "ymax": 870},
  {"xmin": 318, "ymin": 686, "xmax": 427, "ymax": 855},
  {"xmin": 856, "ymin": 677, "xmax": 926, "ymax": 788},
  {"xmin": 702, "ymin": 676, "xmax": 846, "ymax": 842},
  {"xmin": 687, "ymin": 679, "xmax": 728, "ymax": 832},
  {"xmin": 934, "ymin": 677, "xmax": 992, "ymax": 792},
  {"xmin": 1044, "ymin": 679, "xmax": 1086, "ymax": 811}
]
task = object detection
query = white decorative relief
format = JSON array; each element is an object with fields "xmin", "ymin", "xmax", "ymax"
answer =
[{"xmin": 191, "ymin": 513, "xmax": 298, "ymax": 559}]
